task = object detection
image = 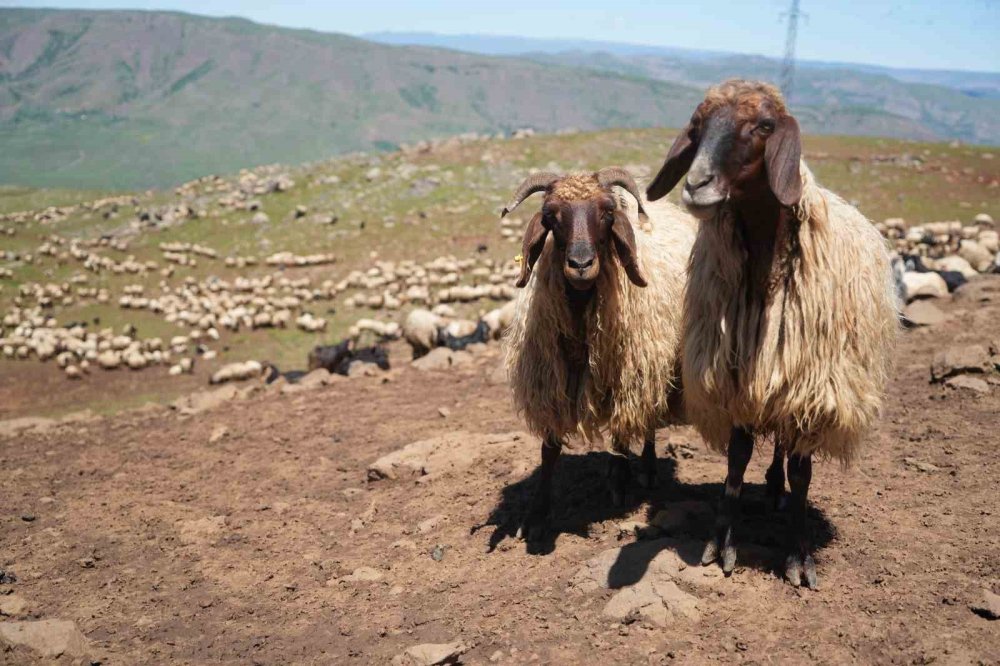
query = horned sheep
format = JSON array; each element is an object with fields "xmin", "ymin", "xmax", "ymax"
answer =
[{"xmin": 502, "ymin": 167, "xmax": 695, "ymax": 539}]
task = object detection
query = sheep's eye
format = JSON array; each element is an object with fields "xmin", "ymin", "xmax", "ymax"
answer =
[{"xmin": 757, "ymin": 119, "xmax": 776, "ymax": 134}]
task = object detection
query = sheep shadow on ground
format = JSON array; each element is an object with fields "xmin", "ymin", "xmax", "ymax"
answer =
[{"xmin": 478, "ymin": 448, "xmax": 836, "ymax": 583}]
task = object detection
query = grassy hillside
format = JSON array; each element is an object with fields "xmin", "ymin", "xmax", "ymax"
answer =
[{"xmin": 1, "ymin": 128, "xmax": 996, "ymax": 417}]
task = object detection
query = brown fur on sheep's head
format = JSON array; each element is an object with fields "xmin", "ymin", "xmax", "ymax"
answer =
[
  {"xmin": 501, "ymin": 169, "xmax": 648, "ymax": 290},
  {"xmin": 646, "ymin": 79, "xmax": 802, "ymax": 218}
]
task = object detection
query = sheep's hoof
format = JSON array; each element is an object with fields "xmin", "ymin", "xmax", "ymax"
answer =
[
  {"xmin": 765, "ymin": 490, "xmax": 788, "ymax": 514},
  {"xmin": 785, "ymin": 553, "xmax": 818, "ymax": 590},
  {"xmin": 635, "ymin": 470, "xmax": 657, "ymax": 491},
  {"xmin": 515, "ymin": 513, "xmax": 549, "ymax": 542},
  {"xmin": 701, "ymin": 534, "xmax": 737, "ymax": 575}
]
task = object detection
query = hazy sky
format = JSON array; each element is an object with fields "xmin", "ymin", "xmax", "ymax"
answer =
[{"xmin": 8, "ymin": 0, "xmax": 999, "ymax": 72}]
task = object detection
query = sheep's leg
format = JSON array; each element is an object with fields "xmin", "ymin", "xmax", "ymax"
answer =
[
  {"xmin": 701, "ymin": 426, "xmax": 754, "ymax": 576},
  {"xmin": 636, "ymin": 433, "xmax": 657, "ymax": 490},
  {"xmin": 607, "ymin": 450, "xmax": 633, "ymax": 507},
  {"xmin": 516, "ymin": 434, "xmax": 562, "ymax": 541},
  {"xmin": 784, "ymin": 452, "xmax": 818, "ymax": 589},
  {"xmin": 764, "ymin": 439, "xmax": 787, "ymax": 512}
]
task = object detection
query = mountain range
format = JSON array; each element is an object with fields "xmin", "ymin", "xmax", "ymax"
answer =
[{"xmin": 1, "ymin": 9, "xmax": 996, "ymax": 189}]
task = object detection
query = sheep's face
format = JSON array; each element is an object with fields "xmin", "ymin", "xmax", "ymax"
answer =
[
  {"xmin": 541, "ymin": 193, "xmax": 616, "ymax": 290},
  {"xmin": 646, "ymin": 79, "xmax": 803, "ymax": 217},
  {"xmin": 501, "ymin": 171, "xmax": 648, "ymax": 291}
]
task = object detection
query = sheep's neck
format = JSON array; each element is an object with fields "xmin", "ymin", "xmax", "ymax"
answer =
[
  {"xmin": 733, "ymin": 192, "xmax": 790, "ymax": 298},
  {"xmin": 559, "ymin": 284, "xmax": 593, "ymax": 403}
]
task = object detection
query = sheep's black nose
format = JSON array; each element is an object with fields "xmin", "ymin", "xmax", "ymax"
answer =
[
  {"xmin": 685, "ymin": 173, "xmax": 714, "ymax": 193},
  {"xmin": 567, "ymin": 256, "xmax": 595, "ymax": 270}
]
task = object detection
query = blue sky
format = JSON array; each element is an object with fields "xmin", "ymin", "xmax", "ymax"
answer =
[{"xmin": 8, "ymin": 0, "xmax": 999, "ymax": 72}]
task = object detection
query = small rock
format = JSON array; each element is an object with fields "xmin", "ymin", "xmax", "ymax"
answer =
[
  {"xmin": 0, "ymin": 619, "xmax": 89, "ymax": 658},
  {"xmin": 418, "ymin": 515, "xmax": 446, "ymax": 534},
  {"xmin": 903, "ymin": 457, "xmax": 941, "ymax": 473},
  {"xmin": 0, "ymin": 594, "xmax": 28, "ymax": 617},
  {"xmin": 338, "ymin": 566, "xmax": 383, "ymax": 583},
  {"xmin": 0, "ymin": 570, "xmax": 16, "ymax": 584},
  {"xmin": 430, "ymin": 544, "xmax": 446, "ymax": 562},
  {"xmin": 208, "ymin": 425, "xmax": 229, "ymax": 444},
  {"xmin": 902, "ymin": 301, "xmax": 947, "ymax": 327},
  {"xmin": 412, "ymin": 347, "xmax": 457, "ymax": 372},
  {"xmin": 931, "ymin": 345, "xmax": 991, "ymax": 382},
  {"xmin": 20, "ymin": 514, "xmax": 35, "ymax": 523},
  {"xmin": 393, "ymin": 641, "xmax": 469, "ymax": 666},
  {"xmin": 437, "ymin": 407, "xmax": 451, "ymax": 418},
  {"xmin": 944, "ymin": 375, "xmax": 990, "ymax": 394},
  {"xmin": 970, "ymin": 589, "xmax": 1000, "ymax": 620},
  {"xmin": 77, "ymin": 557, "xmax": 95, "ymax": 569}
]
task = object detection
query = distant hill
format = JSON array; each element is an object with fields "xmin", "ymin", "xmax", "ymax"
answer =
[
  {"xmin": 0, "ymin": 9, "xmax": 702, "ymax": 188},
  {"xmin": 369, "ymin": 33, "xmax": 1000, "ymax": 142},
  {"xmin": 1, "ymin": 10, "xmax": 997, "ymax": 190},
  {"xmin": 366, "ymin": 32, "xmax": 1000, "ymax": 99}
]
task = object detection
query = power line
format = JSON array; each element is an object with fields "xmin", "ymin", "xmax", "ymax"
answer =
[{"xmin": 779, "ymin": 0, "xmax": 802, "ymax": 98}]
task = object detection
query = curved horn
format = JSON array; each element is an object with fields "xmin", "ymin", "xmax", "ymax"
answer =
[
  {"xmin": 596, "ymin": 167, "xmax": 648, "ymax": 219},
  {"xmin": 500, "ymin": 172, "xmax": 560, "ymax": 218}
]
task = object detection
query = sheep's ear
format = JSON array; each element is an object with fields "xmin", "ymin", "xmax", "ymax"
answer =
[
  {"xmin": 765, "ymin": 115, "xmax": 803, "ymax": 207},
  {"xmin": 646, "ymin": 123, "xmax": 697, "ymax": 202},
  {"xmin": 611, "ymin": 210, "xmax": 647, "ymax": 287},
  {"xmin": 515, "ymin": 212, "xmax": 548, "ymax": 288}
]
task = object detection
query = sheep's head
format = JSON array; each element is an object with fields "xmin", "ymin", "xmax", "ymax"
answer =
[
  {"xmin": 501, "ymin": 168, "xmax": 648, "ymax": 290},
  {"xmin": 646, "ymin": 79, "xmax": 802, "ymax": 219}
]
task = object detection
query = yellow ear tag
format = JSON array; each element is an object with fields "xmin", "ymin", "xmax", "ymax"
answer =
[{"xmin": 514, "ymin": 254, "xmax": 524, "ymax": 264}]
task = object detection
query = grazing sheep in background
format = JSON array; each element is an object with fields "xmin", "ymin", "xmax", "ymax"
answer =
[
  {"xmin": 308, "ymin": 339, "xmax": 390, "ymax": 376},
  {"xmin": 437, "ymin": 319, "xmax": 489, "ymax": 351},
  {"xmin": 403, "ymin": 308, "xmax": 445, "ymax": 358},
  {"xmin": 646, "ymin": 80, "xmax": 898, "ymax": 588},
  {"xmin": 503, "ymin": 167, "xmax": 695, "ymax": 539}
]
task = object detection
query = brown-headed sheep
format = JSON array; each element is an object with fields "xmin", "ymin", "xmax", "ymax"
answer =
[
  {"xmin": 646, "ymin": 80, "xmax": 898, "ymax": 588},
  {"xmin": 502, "ymin": 167, "xmax": 695, "ymax": 540}
]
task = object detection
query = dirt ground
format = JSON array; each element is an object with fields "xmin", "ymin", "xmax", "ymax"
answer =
[{"xmin": 2, "ymin": 280, "xmax": 999, "ymax": 665}]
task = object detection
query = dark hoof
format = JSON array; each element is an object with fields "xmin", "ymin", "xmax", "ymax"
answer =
[
  {"xmin": 765, "ymin": 490, "xmax": 788, "ymax": 514},
  {"xmin": 636, "ymin": 470, "xmax": 657, "ymax": 491},
  {"xmin": 702, "ymin": 533, "xmax": 737, "ymax": 575},
  {"xmin": 515, "ymin": 513, "xmax": 549, "ymax": 542},
  {"xmin": 785, "ymin": 553, "xmax": 818, "ymax": 590}
]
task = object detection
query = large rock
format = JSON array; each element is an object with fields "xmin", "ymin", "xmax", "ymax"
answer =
[
  {"xmin": 570, "ymin": 537, "xmax": 724, "ymax": 627},
  {"xmin": 368, "ymin": 431, "xmax": 525, "ymax": 482},
  {"xmin": 0, "ymin": 619, "xmax": 89, "ymax": 659},
  {"xmin": 902, "ymin": 271, "xmax": 948, "ymax": 301},
  {"xmin": 931, "ymin": 345, "xmax": 991, "ymax": 382},
  {"xmin": 602, "ymin": 578, "xmax": 701, "ymax": 625},
  {"xmin": 970, "ymin": 589, "xmax": 1000, "ymax": 620},
  {"xmin": 571, "ymin": 537, "xmax": 723, "ymax": 593}
]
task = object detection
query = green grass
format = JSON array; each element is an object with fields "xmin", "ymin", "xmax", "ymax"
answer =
[{"xmin": 1, "ymin": 128, "xmax": 996, "ymax": 418}]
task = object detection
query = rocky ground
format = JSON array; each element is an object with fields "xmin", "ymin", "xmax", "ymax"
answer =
[{"xmin": 2, "ymin": 276, "xmax": 999, "ymax": 665}]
